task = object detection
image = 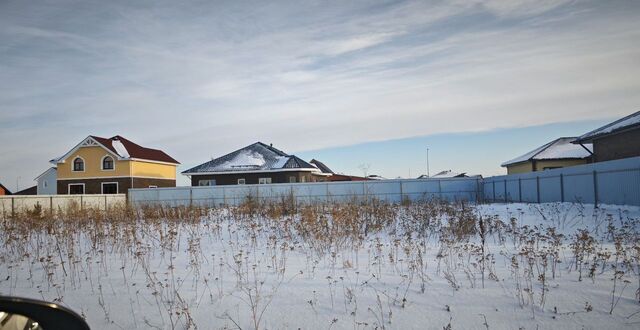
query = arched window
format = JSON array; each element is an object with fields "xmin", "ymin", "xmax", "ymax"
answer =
[
  {"xmin": 102, "ymin": 156, "xmax": 114, "ymax": 170},
  {"xmin": 73, "ymin": 157, "xmax": 84, "ymax": 171}
]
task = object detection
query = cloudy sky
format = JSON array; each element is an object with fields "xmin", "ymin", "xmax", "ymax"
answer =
[{"xmin": 1, "ymin": 0, "xmax": 639, "ymax": 189}]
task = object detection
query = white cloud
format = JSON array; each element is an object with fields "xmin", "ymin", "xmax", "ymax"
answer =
[{"xmin": 0, "ymin": 0, "xmax": 639, "ymax": 187}]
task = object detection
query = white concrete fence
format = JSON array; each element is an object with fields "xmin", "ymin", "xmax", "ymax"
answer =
[
  {"xmin": 0, "ymin": 194, "xmax": 126, "ymax": 214},
  {"xmin": 129, "ymin": 177, "xmax": 482, "ymax": 207}
]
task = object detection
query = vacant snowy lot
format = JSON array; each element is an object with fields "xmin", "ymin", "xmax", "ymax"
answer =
[{"xmin": 1, "ymin": 200, "xmax": 639, "ymax": 329}]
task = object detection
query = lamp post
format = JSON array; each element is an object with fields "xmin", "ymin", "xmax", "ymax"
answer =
[{"xmin": 426, "ymin": 148, "xmax": 430, "ymax": 178}]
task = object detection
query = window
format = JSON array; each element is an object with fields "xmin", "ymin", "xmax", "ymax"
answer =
[
  {"xmin": 543, "ymin": 166, "xmax": 562, "ymax": 171},
  {"xmin": 237, "ymin": 178, "xmax": 246, "ymax": 185},
  {"xmin": 73, "ymin": 157, "xmax": 84, "ymax": 171},
  {"xmin": 148, "ymin": 185, "xmax": 158, "ymax": 188},
  {"xmin": 102, "ymin": 156, "xmax": 114, "ymax": 170},
  {"xmin": 101, "ymin": 182, "xmax": 118, "ymax": 194},
  {"xmin": 43, "ymin": 181, "xmax": 48, "ymax": 188},
  {"xmin": 199, "ymin": 179, "xmax": 216, "ymax": 186},
  {"xmin": 289, "ymin": 177, "xmax": 297, "ymax": 183},
  {"xmin": 258, "ymin": 178, "xmax": 272, "ymax": 184},
  {"xmin": 68, "ymin": 184, "xmax": 84, "ymax": 195},
  {"xmin": 301, "ymin": 176, "xmax": 306, "ymax": 183}
]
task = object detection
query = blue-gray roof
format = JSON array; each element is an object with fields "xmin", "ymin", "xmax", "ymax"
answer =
[
  {"xmin": 574, "ymin": 111, "xmax": 640, "ymax": 143},
  {"xmin": 182, "ymin": 142, "xmax": 317, "ymax": 174}
]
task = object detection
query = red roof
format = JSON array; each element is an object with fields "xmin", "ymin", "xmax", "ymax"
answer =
[
  {"xmin": 327, "ymin": 174, "xmax": 371, "ymax": 182},
  {"xmin": 91, "ymin": 135, "xmax": 180, "ymax": 164}
]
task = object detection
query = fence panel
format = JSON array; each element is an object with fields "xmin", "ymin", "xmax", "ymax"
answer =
[
  {"xmin": 539, "ymin": 176, "xmax": 561, "ymax": 203},
  {"xmin": 484, "ymin": 156, "xmax": 640, "ymax": 206},
  {"xmin": 130, "ymin": 177, "xmax": 481, "ymax": 206},
  {"xmin": 505, "ymin": 179, "xmax": 519, "ymax": 202},
  {"xmin": 597, "ymin": 168, "xmax": 640, "ymax": 206},
  {"xmin": 0, "ymin": 194, "xmax": 126, "ymax": 214}
]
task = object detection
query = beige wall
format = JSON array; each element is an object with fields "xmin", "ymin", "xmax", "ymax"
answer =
[
  {"xmin": 57, "ymin": 146, "xmax": 130, "ymax": 179},
  {"xmin": 130, "ymin": 160, "xmax": 177, "ymax": 179},
  {"xmin": 57, "ymin": 146, "xmax": 177, "ymax": 180},
  {"xmin": 506, "ymin": 159, "xmax": 587, "ymax": 174},
  {"xmin": 534, "ymin": 159, "xmax": 587, "ymax": 171},
  {"xmin": 506, "ymin": 162, "xmax": 533, "ymax": 174}
]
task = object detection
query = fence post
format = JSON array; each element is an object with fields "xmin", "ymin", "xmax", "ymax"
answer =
[
  {"xmin": 492, "ymin": 181, "xmax": 496, "ymax": 202},
  {"xmin": 189, "ymin": 188, "xmax": 193, "ymax": 208},
  {"xmin": 223, "ymin": 186, "xmax": 227, "ymax": 205},
  {"xmin": 50, "ymin": 196, "xmax": 54, "ymax": 212},
  {"xmin": 80, "ymin": 195, "xmax": 83, "ymax": 211},
  {"xmin": 11, "ymin": 197, "xmax": 15, "ymax": 216},
  {"xmin": 593, "ymin": 171, "xmax": 598, "ymax": 208},
  {"xmin": 536, "ymin": 176, "xmax": 540, "ymax": 204},
  {"xmin": 518, "ymin": 178, "xmax": 522, "ymax": 202},
  {"xmin": 504, "ymin": 180, "xmax": 508, "ymax": 202},
  {"xmin": 104, "ymin": 195, "xmax": 107, "ymax": 211},
  {"xmin": 399, "ymin": 181, "xmax": 404, "ymax": 202},
  {"xmin": 560, "ymin": 174, "xmax": 564, "ymax": 203},
  {"xmin": 326, "ymin": 183, "xmax": 330, "ymax": 202}
]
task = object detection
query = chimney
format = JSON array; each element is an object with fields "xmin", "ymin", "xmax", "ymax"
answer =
[{"xmin": 270, "ymin": 143, "xmax": 273, "ymax": 147}]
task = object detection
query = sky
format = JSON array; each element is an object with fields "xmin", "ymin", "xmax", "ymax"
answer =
[{"xmin": 1, "ymin": 0, "xmax": 639, "ymax": 190}]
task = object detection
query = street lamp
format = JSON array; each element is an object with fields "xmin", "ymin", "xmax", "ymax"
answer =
[{"xmin": 426, "ymin": 148, "xmax": 430, "ymax": 178}]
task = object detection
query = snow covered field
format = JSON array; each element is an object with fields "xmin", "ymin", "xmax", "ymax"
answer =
[{"xmin": 1, "ymin": 201, "xmax": 640, "ymax": 329}]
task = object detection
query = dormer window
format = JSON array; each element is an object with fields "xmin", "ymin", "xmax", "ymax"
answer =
[
  {"xmin": 102, "ymin": 156, "xmax": 114, "ymax": 170},
  {"xmin": 73, "ymin": 157, "xmax": 84, "ymax": 171}
]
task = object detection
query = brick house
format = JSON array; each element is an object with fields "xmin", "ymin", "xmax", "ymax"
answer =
[
  {"xmin": 183, "ymin": 142, "xmax": 331, "ymax": 186},
  {"xmin": 573, "ymin": 110, "xmax": 640, "ymax": 162},
  {"xmin": 0, "ymin": 182, "xmax": 11, "ymax": 196},
  {"xmin": 53, "ymin": 135, "xmax": 180, "ymax": 194}
]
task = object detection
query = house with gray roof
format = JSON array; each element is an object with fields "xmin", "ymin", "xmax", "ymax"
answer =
[
  {"xmin": 573, "ymin": 110, "xmax": 640, "ymax": 162},
  {"xmin": 501, "ymin": 137, "xmax": 593, "ymax": 174},
  {"xmin": 182, "ymin": 142, "xmax": 331, "ymax": 186}
]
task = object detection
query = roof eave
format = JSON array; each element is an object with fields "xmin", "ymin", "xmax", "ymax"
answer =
[{"xmin": 573, "ymin": 123, "xmax": 640, "ymax": 144}]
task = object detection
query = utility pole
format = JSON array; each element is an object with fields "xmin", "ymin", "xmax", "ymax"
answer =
[{"xmin": 426, "ymin": 148, "xmax": 430, "ymax": 177}]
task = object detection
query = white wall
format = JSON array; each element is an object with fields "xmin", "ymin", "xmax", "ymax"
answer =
[{"xmin": 0, "ymin": 194, "xmax": 126, "ymax": 214}]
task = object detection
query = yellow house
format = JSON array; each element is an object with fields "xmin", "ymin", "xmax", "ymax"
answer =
[
  {"xmin": 52, "ymin": 135, "xmax": 179, "ymax": 194},
  {"xmin": 502, "ymin": 137, "xmax": 592, "ymax": 174}
]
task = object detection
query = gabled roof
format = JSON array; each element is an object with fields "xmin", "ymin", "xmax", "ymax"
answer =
[
  {"xmin": 34, "ymin": 167, "xmax": 57, "ymax": 181},
  {"xmin": 425, "ymin": 170, "xmax": 468, "ymax": 178},
  {"xmin": 14, "ymin": 185, "xmax": 37, "ymax": 195},
  {"xmin": 501, "ymin": 137, "xmax": 592, "ymax": 167},
  {"xmin": 182, "ymin": 142, "xmax": 319, "ymax": 175},
  {"xmin": 0, "ymin": 182, "xmax": 12, "ymax": 195},
  {"xmin": 310, "ymin": 159, "xmax": 334, "ymax": 174},
  {"xmin": 573, "ymin": 111, "xmax": 640, "ymax": 143},
  {"xmin": 53, "ymin": 135, "xmax": 179, "ymax": 164}
]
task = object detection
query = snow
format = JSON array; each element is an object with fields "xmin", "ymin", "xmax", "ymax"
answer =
[
  {"xmin": 534, "ymin": 138, "xmax": 592, "ymax": 159},
  {"xmin": 219, "ymin": 150, "xmax": 265, "ymax": 169},
  {"xmin": 111, "ymin": 139, "xmax": 130, "ymax": 158},
  {"xmin": 502, "ymin": 138, "xmax": 592, "ymax": 166},
  {"xmin": 2, "ymin": 202, "xmax": 640, "ymax": 329},
  {"xmin": 271, "ymin": 156, "xmax": 290, "ymax": 169},
  {"xmin": 431, "ymin": 170, "xmax": 465, "ymax": 178},
  {"xmin": 579, "ymin": 111, "xmax": 640, "ymax": 140}
]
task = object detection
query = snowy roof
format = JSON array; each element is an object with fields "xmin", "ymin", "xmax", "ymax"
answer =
[
  {"xmin": 310, "ymin": 159, "xmax": 334, "ymax": 174},
  {"xmin": 52, "ymin": 135, "xmax": 179, "ymax": 164},
  {"xmin": 501, "ymin": 137, "xmax": 592, "ymax": 167},
  {"xmin": 91, "ymin": 136, "xmax": 179, "ymax": 163},
  {"xmin": 182, "ymin": 142, "xmax": 319, "ymax": 175},
  {"xmin": 430, "ymin": 170, "xmax": 467, "ymax": 178},
  {"xmin": 574, "ymin": 111, "xmax": 640, "ymax": 143}
]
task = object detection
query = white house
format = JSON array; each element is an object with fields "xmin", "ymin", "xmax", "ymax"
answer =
[{"xmin": 35, "ymin": 167, "xmax": 57, "ymax": 195}]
